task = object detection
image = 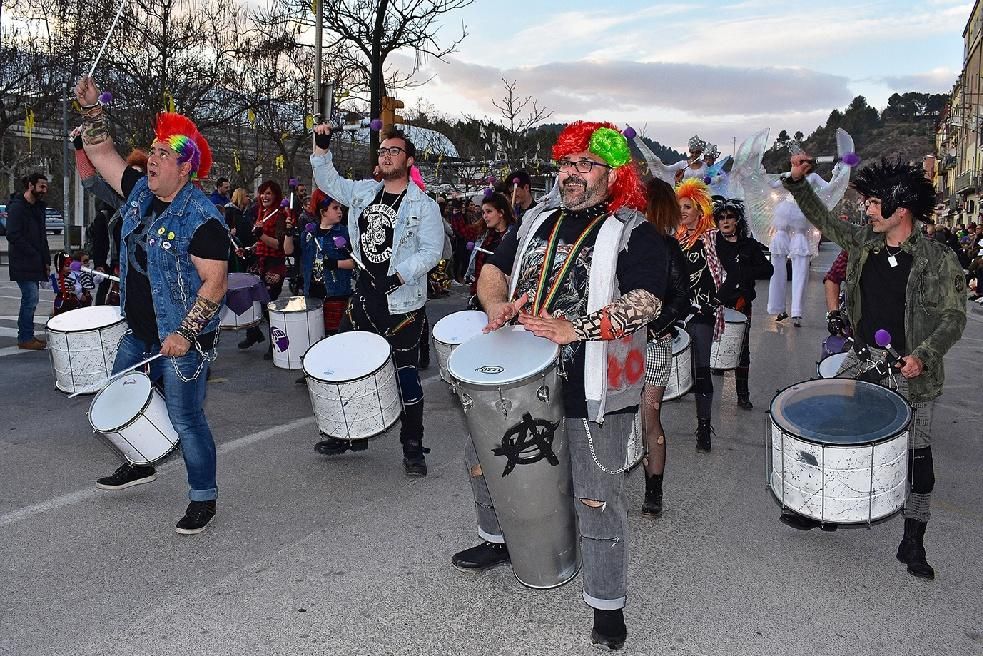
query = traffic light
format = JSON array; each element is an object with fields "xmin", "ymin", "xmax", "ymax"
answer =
[{"xmin": 381, "ymin": 96, "xmax": 405, "ymax": 133}]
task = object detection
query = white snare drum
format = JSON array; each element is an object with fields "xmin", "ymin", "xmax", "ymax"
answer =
[
  {"xmin": 432, "ymin": 310, "xmax": 487, "ymax": 385},
  {"xmin": 449, "ymin": 326, "xmax": 579, "ymax": 590},
  {"xmin": 46, "ymin": 306, "xmax": 126, "ymax": 395},
  {"xmin": 269, "ymin": 296, "xmax": 325, "ymax": 370},
  {"xmin": 88, "ymin": 372, "xmax": 179, "ymax": 465},
  {"xmin": 767, "ymin": 378, "xmax": 911, "ymax": 525},
  {"xmin": 303, "ymin": 331, "xmax": 401, "ymax": 440},
  {"xmin": 817, "ymin": 352, "xmax": 850, "ymax": 379},
  {"xmin": 709, "ymin": 308, "xmax": 748, "ymax": 370},
  {"xmin": 219, "ymin": 301, "xmax": 262, "ymax": 330},
  {"xmin": 664, "ymin": 330, "xmax": 693, "ymax": 400}
]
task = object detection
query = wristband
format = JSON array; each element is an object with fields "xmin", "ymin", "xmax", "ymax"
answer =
[
  {"xmin": 179, "ymin": 295, "xmax": 221, "ymax": 338},
  {"xmin": 175, "ymin": 326, "xmax": 197, "ymax": 344}
]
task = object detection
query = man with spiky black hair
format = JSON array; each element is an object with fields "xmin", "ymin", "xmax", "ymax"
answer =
[{"xmin": 781, "ymin": 157, "xmax": 966, "ymax": 580}]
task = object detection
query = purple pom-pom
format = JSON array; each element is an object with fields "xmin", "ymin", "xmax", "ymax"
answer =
[
  {"xmin": 466, "ymin": 241, "xmax": 475, "ymax": 251},
  {"xmin": 369, "ymin": 118, "xmax": 383, "ymax": 131},
  {"xmin": 482, "ymin": 187, "xmax": 495, "ymax": 199},
  {"xmin": 305, "ymin": 222, "xmax": 316, "ymax": 233},
  {"xmin": 69, "ymin": 260, "xmax": 82, "ymax": 272},
  {"xmin": 289, "ymin": 177, "xmax": 298, "ymax": 187},
  {"xmin": 333, "ymin": 235, "xmax": 347, "ymax": 249},
  {"xmin": 98, "ymin": 91, "xmax": 112, "ymax": 105},
  {"xmin": 842, "ymin": 152, "xmax": 861, "ymax": 167},
  {"xmin": 874, "ymin": 329, "xmax": 892, "ymax": 348},
  {"xmin": 703, "ymin": 176, "xmax": 712, "ymax": 184},
  {"xmin": 622, "ymin": 126, "xmax": 637, "ymax": 140},
  {"xmin": 485, "ymin": 175, "xmax": 496, "ymax": 184},
  {"xmin": 512, "ymin": 177, "xmax": 520, "ymax": 184},
  {"xmin": 280, "ymin": 199, "xmax": 289, "ymax": 207}
]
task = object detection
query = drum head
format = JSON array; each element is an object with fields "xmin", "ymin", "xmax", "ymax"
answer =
[
  {"xmin": 47, "ymin": 305, "xmax": 123, "ymax": 332},
  {"xmin": 227, "ymin": 272, "xmax": 262, "ymax": 290},
  {"xmin": 448, "ymin": 326, "xmax": 559, "ymax": 385},
  {"xmin": 817, "ymin": 352, "xmax": 849, "ymax": 379},
  {"xmin": 770, "ymin": 379, "xmax": 912, "ymax": 445},
  {"xmin": 671, "ymin": 330, "xmax": 690, "ymax": 354},
  {"xmin": 269, "ymin": 295, "xmax": 322, "ymax": 313},
  {"xmin": 432, "ymin": 310, "xmax": 487, "ymax": 346},
  {"xmin": 723, "ymin": 308, "xmax": 747, "ymax": 323},
  {"xmin": 89, "ymin": 372, "xmax": 152, "ymax": 432},
  {"xmin": 303, "ymin": 331, "xmax": 391, "ymax": 381}
]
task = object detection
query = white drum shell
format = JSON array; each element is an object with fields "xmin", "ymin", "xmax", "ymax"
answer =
[
  {"xmin": 709, "ymin": 309, "xmax": 747, "ymax": 371},
  {"xmin": 769, "ymin": 421, "xmax": 908, "ymax": 523},
  {"xmin": 219, "ymin": 301, "xmax": 262, "ymax": 330},
  {"xmin": 664, "ymin": 331, "xmax": 693, "ymax": 400},
  {"xmin": 46, "ymin": 306, "xmax": 127, "ymax": 395},
  {"xmin": 304, "ymin": 332, "xmax": 401, "ymax": 440},
  {"xmin": 432, "ymin": 310, "xmax": 487, "ymax": 385},
  {"xmin": 269, "ymin": 296, "xmax": 325, "ymax": 370},
  {"xmin": 88, "ymin": 373, "xmax": 179, "ymax": 465}
]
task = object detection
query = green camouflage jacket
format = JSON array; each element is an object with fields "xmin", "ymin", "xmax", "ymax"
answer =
[{"xmin": 783, "ymin": 176, "xmax": 967, "ymax": 402}]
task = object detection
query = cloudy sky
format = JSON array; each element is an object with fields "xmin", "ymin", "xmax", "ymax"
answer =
[{"xmin": 391, "ymin": 0, "xmax": 968, "ymax": 154}]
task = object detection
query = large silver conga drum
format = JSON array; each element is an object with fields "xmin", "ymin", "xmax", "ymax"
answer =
[
  {"xmin": 663, "ymin": 330, "xmax": 693, "ymax": 400},
  {"xmin": 709, "ymin": 308, "xmax": 747, "ymax": 370},
  {"xmin": 268, "ymin": 296, "xmax": 325, "ymax": 370},
  {"xmin": 431, "ymin": 310, "xmax": 487, "ymax": 386},
  {"xmin": 46, "ymin": 306, "xmax": 127, "ymax": 394},
  {"xmin": 448, "ymin": 326, "xmax": 579, "ymax": 589},
  {"xmin": 767, "ymin": 378, "xmax": 911, "ymax": 525}
]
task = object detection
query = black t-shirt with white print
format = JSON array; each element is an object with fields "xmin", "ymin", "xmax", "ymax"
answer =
[{"xmin": 356, "ymin": 188, "xmax": 405, "ymax": 295}]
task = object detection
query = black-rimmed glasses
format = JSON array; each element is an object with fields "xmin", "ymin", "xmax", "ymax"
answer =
[
  {"xmin": 377, "ymin": 146, "xmax": 406, "ymax": 158},
  {"xmin": 557, "ymin": 158, "xmax": 611, "ymax": 174}
]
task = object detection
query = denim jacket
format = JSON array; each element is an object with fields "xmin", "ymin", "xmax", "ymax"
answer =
[
  {"xmin": 783, "ymin": 176, "xmax": 967, "ymax": 402},
  {"xmin": 119, "ymin": 177, "xmax": 227, "ymax": 342},
  {"xmin": 301, "ymin": 224, "xmax": 354, "ymax": 298},
  {"xmin": 310, "ymin": 151, "xmax": 443, "ymax": 313}
]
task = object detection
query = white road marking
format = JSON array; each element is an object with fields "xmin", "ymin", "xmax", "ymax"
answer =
[{"xmin": 0, "ymin": 415, "xmax": 316, "ymax": 528}]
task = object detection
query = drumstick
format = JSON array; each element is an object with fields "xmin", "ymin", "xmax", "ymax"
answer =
[
  {"xmin": 474, "ymin": 246, "xmax": 494, "ymax": 255},
  {"xmin": 79, "ymin": 266, "xmax": 121, "ymax": 282},
  {"xmin": 68, "ymin": 353, "xmax": 162, "ymax": 398},
  {"xmin": 88, "ymin": 0, "xmax": 128, "ymax": 79}
]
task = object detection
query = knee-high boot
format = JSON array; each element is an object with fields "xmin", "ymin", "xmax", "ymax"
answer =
[{"xmin": 897, "ymin": 518, "xmax": 935, "ymax": 580}]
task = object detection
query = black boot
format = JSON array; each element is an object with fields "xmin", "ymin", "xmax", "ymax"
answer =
[
  {"xmin": 696, "ymin": 417, "xmax": 712, "ymax": 452},
  {"xmin": 591, "ymin": 608, "xmax": 627, "ymax": 650},
  {"xmin": 736, "ymin": 367, "xmax": 753, "ymax": 410},
  {"xmin": 400, "ymin": 403, "xmax": 429, "ymax": 477},
  {"xmin": 238, "ymin": 326, "xmax": 264, "ymax": 350},
  {"xmin": 896, "ymin": 518, "xmax": 935, "ymax": 580},
  {"xmin": 642, "ymin": 473, "xmax": 663, "ymax": 516}
]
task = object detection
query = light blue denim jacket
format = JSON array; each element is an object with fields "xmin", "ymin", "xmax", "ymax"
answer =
[
  {"xmin": 310, "ymin": 151, "xmax": 443, "ymax": 313},
  {"xmin": 119, "ymin": 177, "xmax": 227, "ymax": 342}
]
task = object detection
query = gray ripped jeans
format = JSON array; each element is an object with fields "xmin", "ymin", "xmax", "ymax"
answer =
[{"xmin": 465, "ymin": 411, "xmax": 633, "ymax": 609}]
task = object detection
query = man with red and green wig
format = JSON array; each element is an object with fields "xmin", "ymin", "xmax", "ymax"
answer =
[
  {"xmin": 74, "ymin": 75, "xmax": 229, "ymax": 536},
  {"xmin": 452, "ymin": 121, "xmax": 668, "ymax": 650}
]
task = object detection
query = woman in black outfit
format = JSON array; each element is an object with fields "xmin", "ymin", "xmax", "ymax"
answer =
[{"xmin": 713, "ymin": 197, "xmax": 773, "ymax": 409}]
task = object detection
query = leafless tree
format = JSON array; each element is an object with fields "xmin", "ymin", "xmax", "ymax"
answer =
[{"xmin": 490, "ymin": 77, "xmax": 552, "ymax": 163}]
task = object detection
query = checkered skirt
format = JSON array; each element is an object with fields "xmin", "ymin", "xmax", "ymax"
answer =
[{"xmin": 645, "ymin": 334, "xmax": 674, "ymax": 386}]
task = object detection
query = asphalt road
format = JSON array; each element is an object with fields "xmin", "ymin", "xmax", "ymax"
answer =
[{"xmin": 0, "ymin": 243, "xmax": 981, "ymax": 656}]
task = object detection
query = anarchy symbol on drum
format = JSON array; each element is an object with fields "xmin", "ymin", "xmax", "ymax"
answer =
[{"xmin": 493, "ymin": 412, "xmax": 560, "ymax": 476}]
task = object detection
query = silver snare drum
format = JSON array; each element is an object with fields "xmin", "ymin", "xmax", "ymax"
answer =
[
  {"xmin": 448, "ymin": 326, "xmax": 579, "ymax": 589},
  {"xmin": 767, "ymin": 378, "xmax": 911, "ymax": 525}
]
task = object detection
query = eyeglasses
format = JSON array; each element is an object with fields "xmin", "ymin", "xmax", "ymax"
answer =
[
  {"xmin": 557, "ymin": 158, "xmax": 610, "ymax": 174},
  {"xmin": 377, "ymin": 146, "xmax": 406, "ymax": 158}
]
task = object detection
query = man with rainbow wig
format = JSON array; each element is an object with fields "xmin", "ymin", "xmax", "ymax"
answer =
[
  {"xmin": 453, "ymin": 121, "xmax": 668, "ymax": 650},
  {"xmin": 74, "ymin": 76, "xmax": 229, "ymax": 535}
]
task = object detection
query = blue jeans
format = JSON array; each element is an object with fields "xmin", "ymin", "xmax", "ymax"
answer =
[
  {"xmin": 113, "ymin": 332, "xmax": 217, "ymax": 501},
  {"xmin": 16, "ymin": 281, "xmax": 39, "ymax": 343}
]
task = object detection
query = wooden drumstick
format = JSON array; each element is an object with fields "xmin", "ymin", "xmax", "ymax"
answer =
[{"xmin": 69, "ymin": 353, "xmax": 162, "ymax": 399}]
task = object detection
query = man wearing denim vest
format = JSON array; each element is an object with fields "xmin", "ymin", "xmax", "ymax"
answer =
[
  {"xmin": 75, "ymin": 76, "xmax": 228, "ymax": 535},
  {"xmin": 311, "ymin": 125, "xmax": 443, "ymax": 476}
]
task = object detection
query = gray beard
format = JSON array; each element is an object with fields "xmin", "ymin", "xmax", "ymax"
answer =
[{"xmin": 560, "ymin": 179, "xmax": 606, "ymax": 211}]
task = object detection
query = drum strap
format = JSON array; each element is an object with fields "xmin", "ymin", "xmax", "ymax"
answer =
[{"xmin": 531, "ymin": 210, "xmax": 605, "ymax": 315}]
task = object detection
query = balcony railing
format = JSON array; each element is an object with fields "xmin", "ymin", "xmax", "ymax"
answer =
[{"xmin": 955, "ymin": 170, "xmax": 979, "ymax": 193}]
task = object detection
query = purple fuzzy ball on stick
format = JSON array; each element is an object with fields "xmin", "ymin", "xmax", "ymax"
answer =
[
  {"xmin": 874, "ymin": 329, "xmax": 892, "ymax": 348},
  {"xmin": 842, "ymin": 152, "xmax": 861, "ymax": 167},
  {"xmin": 280, "ymin": 199, "xmax": 289, "ymax": 208},
  {"xmin": 333, "ymin": 235, "xmax": 348, "ymax": 249},
  {"xmin": 370, "ymin": 119, "xmax": 383, "ymax": 131},
  {"xmin": 305, "ymin": 222, "xmax": 316, "ymax": 233},
  {"xmin": 98, "ymin": 91, "xmax": 113, "ymax": 105},
  {"xmin": 622, "ymin": 126, "xmax": 637, "ymax": 140},
  {"xmin": 466, "ymin": 241, "xmax": 475, "ymax": 251}
]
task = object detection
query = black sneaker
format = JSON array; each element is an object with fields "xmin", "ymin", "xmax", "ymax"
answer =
[
  {"xmin": 591, "ymin": 608, "xmax": 627, "ymax": 651},
  {"xmin": 314, "ymin": 438, "xmax": 369, "ymax": 456},
  {"xmin": 175, "ymin": 500, "xmax": 216, "ymax": 535},
  {"xmin": 779, "ymin": 511, "xmax": 837, "ymax": 531},
  {"xmin": 96, "ymin": 463, "xmax": 157, "ymax": 490},
  {"xmin": 451, "ymin": 542, "xmax": 510, "ymax": 572},
  {"xmin": 403, "ymin": 454, "xmax": 428, "ymax": 477},
  {"xmin": 775, "ymin": 312, "xmax": 788, "ymax": 322},
  {"xmin": 792, "ymin": 316, "xmax": 802, "ymax": 327}
]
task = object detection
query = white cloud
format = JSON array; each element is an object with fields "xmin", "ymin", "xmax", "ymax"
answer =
[{"xmin": 880, "ymin": 67, "xmax": 957, "ymax": 94}]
